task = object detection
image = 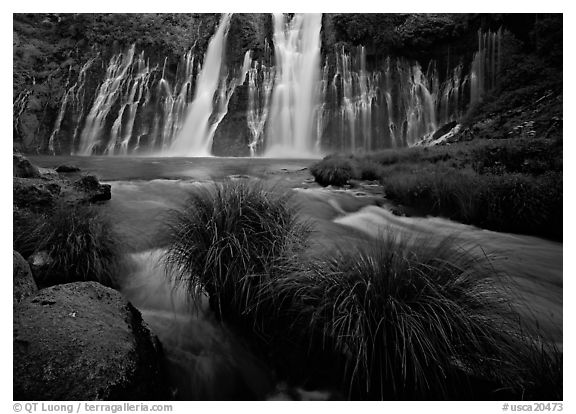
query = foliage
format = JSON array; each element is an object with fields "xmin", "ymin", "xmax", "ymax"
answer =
[
  {"xmin": 310, "ymin": 158, "xmax": 355, "ymax": 187},
  {"xmin": 13, "ymin": 202, "xmax": 122, "ymax": 288},
  {"xmin": 162, "ymin": 179, "xmax": 310, "ymax": 323},
  {"xmin": 263, "ymin": 234, "xmax": 562, "ymax": 399}
]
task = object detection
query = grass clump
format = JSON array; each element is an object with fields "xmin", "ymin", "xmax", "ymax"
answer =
[
  {"xmin": 265, "ymin": 234, "xmax": 562, "ymax": 400},
  {"xmin": 310, "ymin": 158, "xmax": 354, "ymax": 187},
  {"xmin": 162, "ymin": 179, "xmax": 309, "ymax": 325},
  {"xmin": 13, "ymin": 202, "xmax": 121, "ymax": 288}
]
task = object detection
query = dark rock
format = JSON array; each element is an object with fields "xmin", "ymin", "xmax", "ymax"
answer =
[
  {"xmin": 13, "ymin": 251, "xmax": 38, "ymax": 306},
  {"xmin": 13, "ymin": 153, "xmax": 40, "ymax": 178},
  {"xmin": 431, "ymin": 120, "xmax": 458, "ymax": 141},
  {"xmin": 56, "ymin": 165, "xmax": 81, "ymax": 173},
  {"xmin": 14, "ymin": 282, "xmax": 168, "ymax": 400},
  {"xmin": 13, "ymin": 178, "xmax": 61, "ymax": 211},
  {"xmin": 74, "ymin": 175, "xmax": 111, "ymax": 202}
]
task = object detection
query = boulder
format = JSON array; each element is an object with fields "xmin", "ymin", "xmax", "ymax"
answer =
[
  {"xmin": 74, "ymin": 175, "xmax": 111, "ymax": 202},
  {"xmin": 14, "ymin": 282, "xmax": 168, "ymax": 400},
  {"xmin": 13, "ymin": 178, "xmax": 61, "ymax": 211},
  {"xmin": 13, "ymin": 153, "xmax": 40, "ymax": 178},
  {"xmin": 13, "ymin": 251, "xmax": 38, "ymax": 305},
  {"xmin": 56, "ymin": 165, "xmax": 81, "ymax": 173}
]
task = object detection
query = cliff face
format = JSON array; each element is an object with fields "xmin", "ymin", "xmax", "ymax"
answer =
[{"xmin": 13, "ymin": 13, "xmax": 562, "ymax": 156}]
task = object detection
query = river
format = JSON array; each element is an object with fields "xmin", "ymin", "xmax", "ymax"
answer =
[{"xmin": 29, "ymin": 155, "xmax": 563, "ymax": 400}]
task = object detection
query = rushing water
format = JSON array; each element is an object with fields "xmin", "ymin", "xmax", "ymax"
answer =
[
  {"xmin": 168, "ymin": 14, "xmax": 233, "ymax": 157},
  {"xmin": 28, "ymin": 156, "xmax": 562, "ymax": 397},
  {"xmin": 264, "ymin": 13, "xmax": 322, "ymax": 157}
]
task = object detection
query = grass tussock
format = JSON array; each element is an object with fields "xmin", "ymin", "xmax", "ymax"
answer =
[
  {"xmin": 310, "ymin": 158, "xmax": 355, "ymax": 187},
  {"xmin": 263, "ymin": 234, "xmax": 562, "ymax": 400},
  {"xmin": 162, "ymin": 179, "xmax": 310, "ymax": 324},
  {"xmin": 13, "ymin": 203, "xmax": 121, "ymax": 288}
]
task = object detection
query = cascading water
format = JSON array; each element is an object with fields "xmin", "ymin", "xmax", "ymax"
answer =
[
  {"xmin": 470, "ymin": 28, "xmax": 503, "ymax": 106},
  {"xmin": 77, "ymin": 45, "xmax": 137, "ymax": 155},
  {"xmin": 167, "ymin": 13, "xmax": 233, "ymax": 157},
  {"xmin": 49, "ymin": 15, "xmax": 500, "ymax": 157},
  {"xmin": 312, "ymin": 46, "xmax": 471, "ymax": 151},
  {"xmin": 48, "ymin": 57, "xmax": 95, "ymax": 154},
  {"xmin": 264, "ymin": 13, "xmax": 322, "ymax": 157}
]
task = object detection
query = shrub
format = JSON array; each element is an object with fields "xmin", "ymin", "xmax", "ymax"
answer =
[
  {"xmin": 162, "ymin": 179, "xmax": 310, "ymax": 325},
  {"xmin": 310, "ymin": 158, "xmax": 355, "ymax": 187},
  {"xmin": 380, "ymin": 166, "xmax": 562, "ymax": 240},
  {"xmin": 264, "ymin": 234, "xmax": 562, "ymax": 400},
  {"xmin": 13, "ymin": 203, "xmax": 121, "ymax": 288},
  {"xmin": 357, "ymin": 159, "xmax": 382, "ymax": 180}
]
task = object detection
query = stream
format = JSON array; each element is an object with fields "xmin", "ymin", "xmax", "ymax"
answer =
[{"xmin": 29, "ymin": 155, "xmax": 563, "ymax": 400}]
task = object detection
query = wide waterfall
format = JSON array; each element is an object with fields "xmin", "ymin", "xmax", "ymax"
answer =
[
  {"xmin": 167, "ymin": 13, "xmax": 232, "ymax": 157},
  {"xmin": 48, "ymin": 15, "xmax": 502, "ymax": 157},
  {"xmin": 264, "ymin": 13, "xmax": 322, "ymax": 157}
]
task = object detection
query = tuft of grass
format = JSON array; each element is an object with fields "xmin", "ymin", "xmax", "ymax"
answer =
[
  {"xmin": 310, "ymin": 158, "xmax": 354, "ymax": 187},
  {"xmin": 162, "ymin": 179, "xmax": 310, "ymax": 326},
  {"xmin": 263, "ymin": 234, "xmax": 562, "ymax": 400},
  {"xmin": 357, "ymin": 159, "xmax": 383, "ymax": 181},
  {"xmin": 13, "ymin": 202, "xmax": 121, "ymax": 288}
]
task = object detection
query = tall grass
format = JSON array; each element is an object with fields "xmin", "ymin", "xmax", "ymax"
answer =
[
  {"xmin": 13, "ymin": 203, "xmax": 121, "ymax": 288},
  {"xmin": 382, "ymin": 169, "xmax": 562, "ymax": 240},
  {"xmin": 263, "ymin": 234, "xmax": 562, "ymax": 400},
  {"xmin": 162, "ymin": 179, "xmax": 310, "ymax": 326},
  {"xmin": 310, "ymin": 158, "xmax": 355, "ymax": 187}
]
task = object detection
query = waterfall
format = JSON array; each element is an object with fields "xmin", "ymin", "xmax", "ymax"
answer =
[
  {"xmin": 167, "ymin": 13, "xmax": 233, "ymax": 157},
  {"xmin": 247, "ymin": 60, "xmax": 274, "ymax": 157},
  {"xmin": 470, "ymin": 28, "xmax": 502, "ymax": 106},
  {"xmin": 312, "ymin": 47, "xmax": 469, "ymax": 151},
  {"xmin": 264, "ymin": 13, "xmax": 322, "ymax": 158},
  {"xmin": 48, "ymin": 57, "xmax": 95, "ymax": 154},
  {"xmin": 50, "ymin": 14, "xmax": 491, "ymax": 157},
  {"xmin": 77, "ymin": 45, "xmax": 136, "ymax": 155}
]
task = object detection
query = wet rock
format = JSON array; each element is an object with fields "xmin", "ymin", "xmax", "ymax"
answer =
[
  {"xmin": 13, "ymin": 251, "xmax": 38, "ymax": 306},
  {"xmin": 56, "ymin": 165, "xmax": 81, "ymax": 173},
  {"xmin": 13, "ymin": 153, "xmax": 40, "ymax": 178},
  {"xmin": 73, "ymin": 175, "xmax": 111, "ymax": 202},
  {"xmin": 14, "ymin": 282, "xmax": 168, "ymax": 400},
  {"xmin": 27, "ymin": 251, "xmax": 54, "ymax": 280},
  {"xmin": 13, "ymin": 178, "xmax": 61, "ymax": 211}
]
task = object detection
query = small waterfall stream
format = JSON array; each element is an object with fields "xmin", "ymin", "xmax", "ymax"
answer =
[
  {"xmin": 264, "ymin": 13, "xmax": 322, "ymax": 157},
  {"xmin": 168, "ymin": 14, "xmax": 233, "ymax": 157}
]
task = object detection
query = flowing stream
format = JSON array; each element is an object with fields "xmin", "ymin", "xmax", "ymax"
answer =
[{"xmin": 30, "ymin": 155, "xmax": 563, "ymax": 399}]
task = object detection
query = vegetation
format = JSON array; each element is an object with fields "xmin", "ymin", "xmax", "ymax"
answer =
[
  {"xmin": 310, "ymin": 138, "xmax": 562, "ymax": 240},
  {"xmin": 264, "ymin": 235, "xmax": 562, "ymax": 400},
  {"xmin": 13, "ymin": 202, "xmax": 122, "ymax": 288},
  {"xmin": 162, "ymin": 179, "xmax": 310, "ymax": 324},
  {"xmin": 310, "ymin": 158, "xmax": 355, "ymax": 187},
  {"xmin": 161, "ymin": 179, "xmax": 561, "ymax": 400}
]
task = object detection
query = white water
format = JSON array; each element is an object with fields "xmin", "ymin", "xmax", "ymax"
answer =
[
  {"xmin": 264, "ymin": 13, "xmax": 322, "ymax": 157},
  {"xmin": 77, "ymin": 45, "xmax": 136, "ymax": 155},
  {"xmin": 470, "ymin": 29, "xmax": 502, "ymax": 106},
  {"xmin": 53, "ymin": 16, "xmax": 502, "ymax": 157},
  {"xmin": 167, "ymin": 14, "xmax": 233, "ymax": 157}
]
